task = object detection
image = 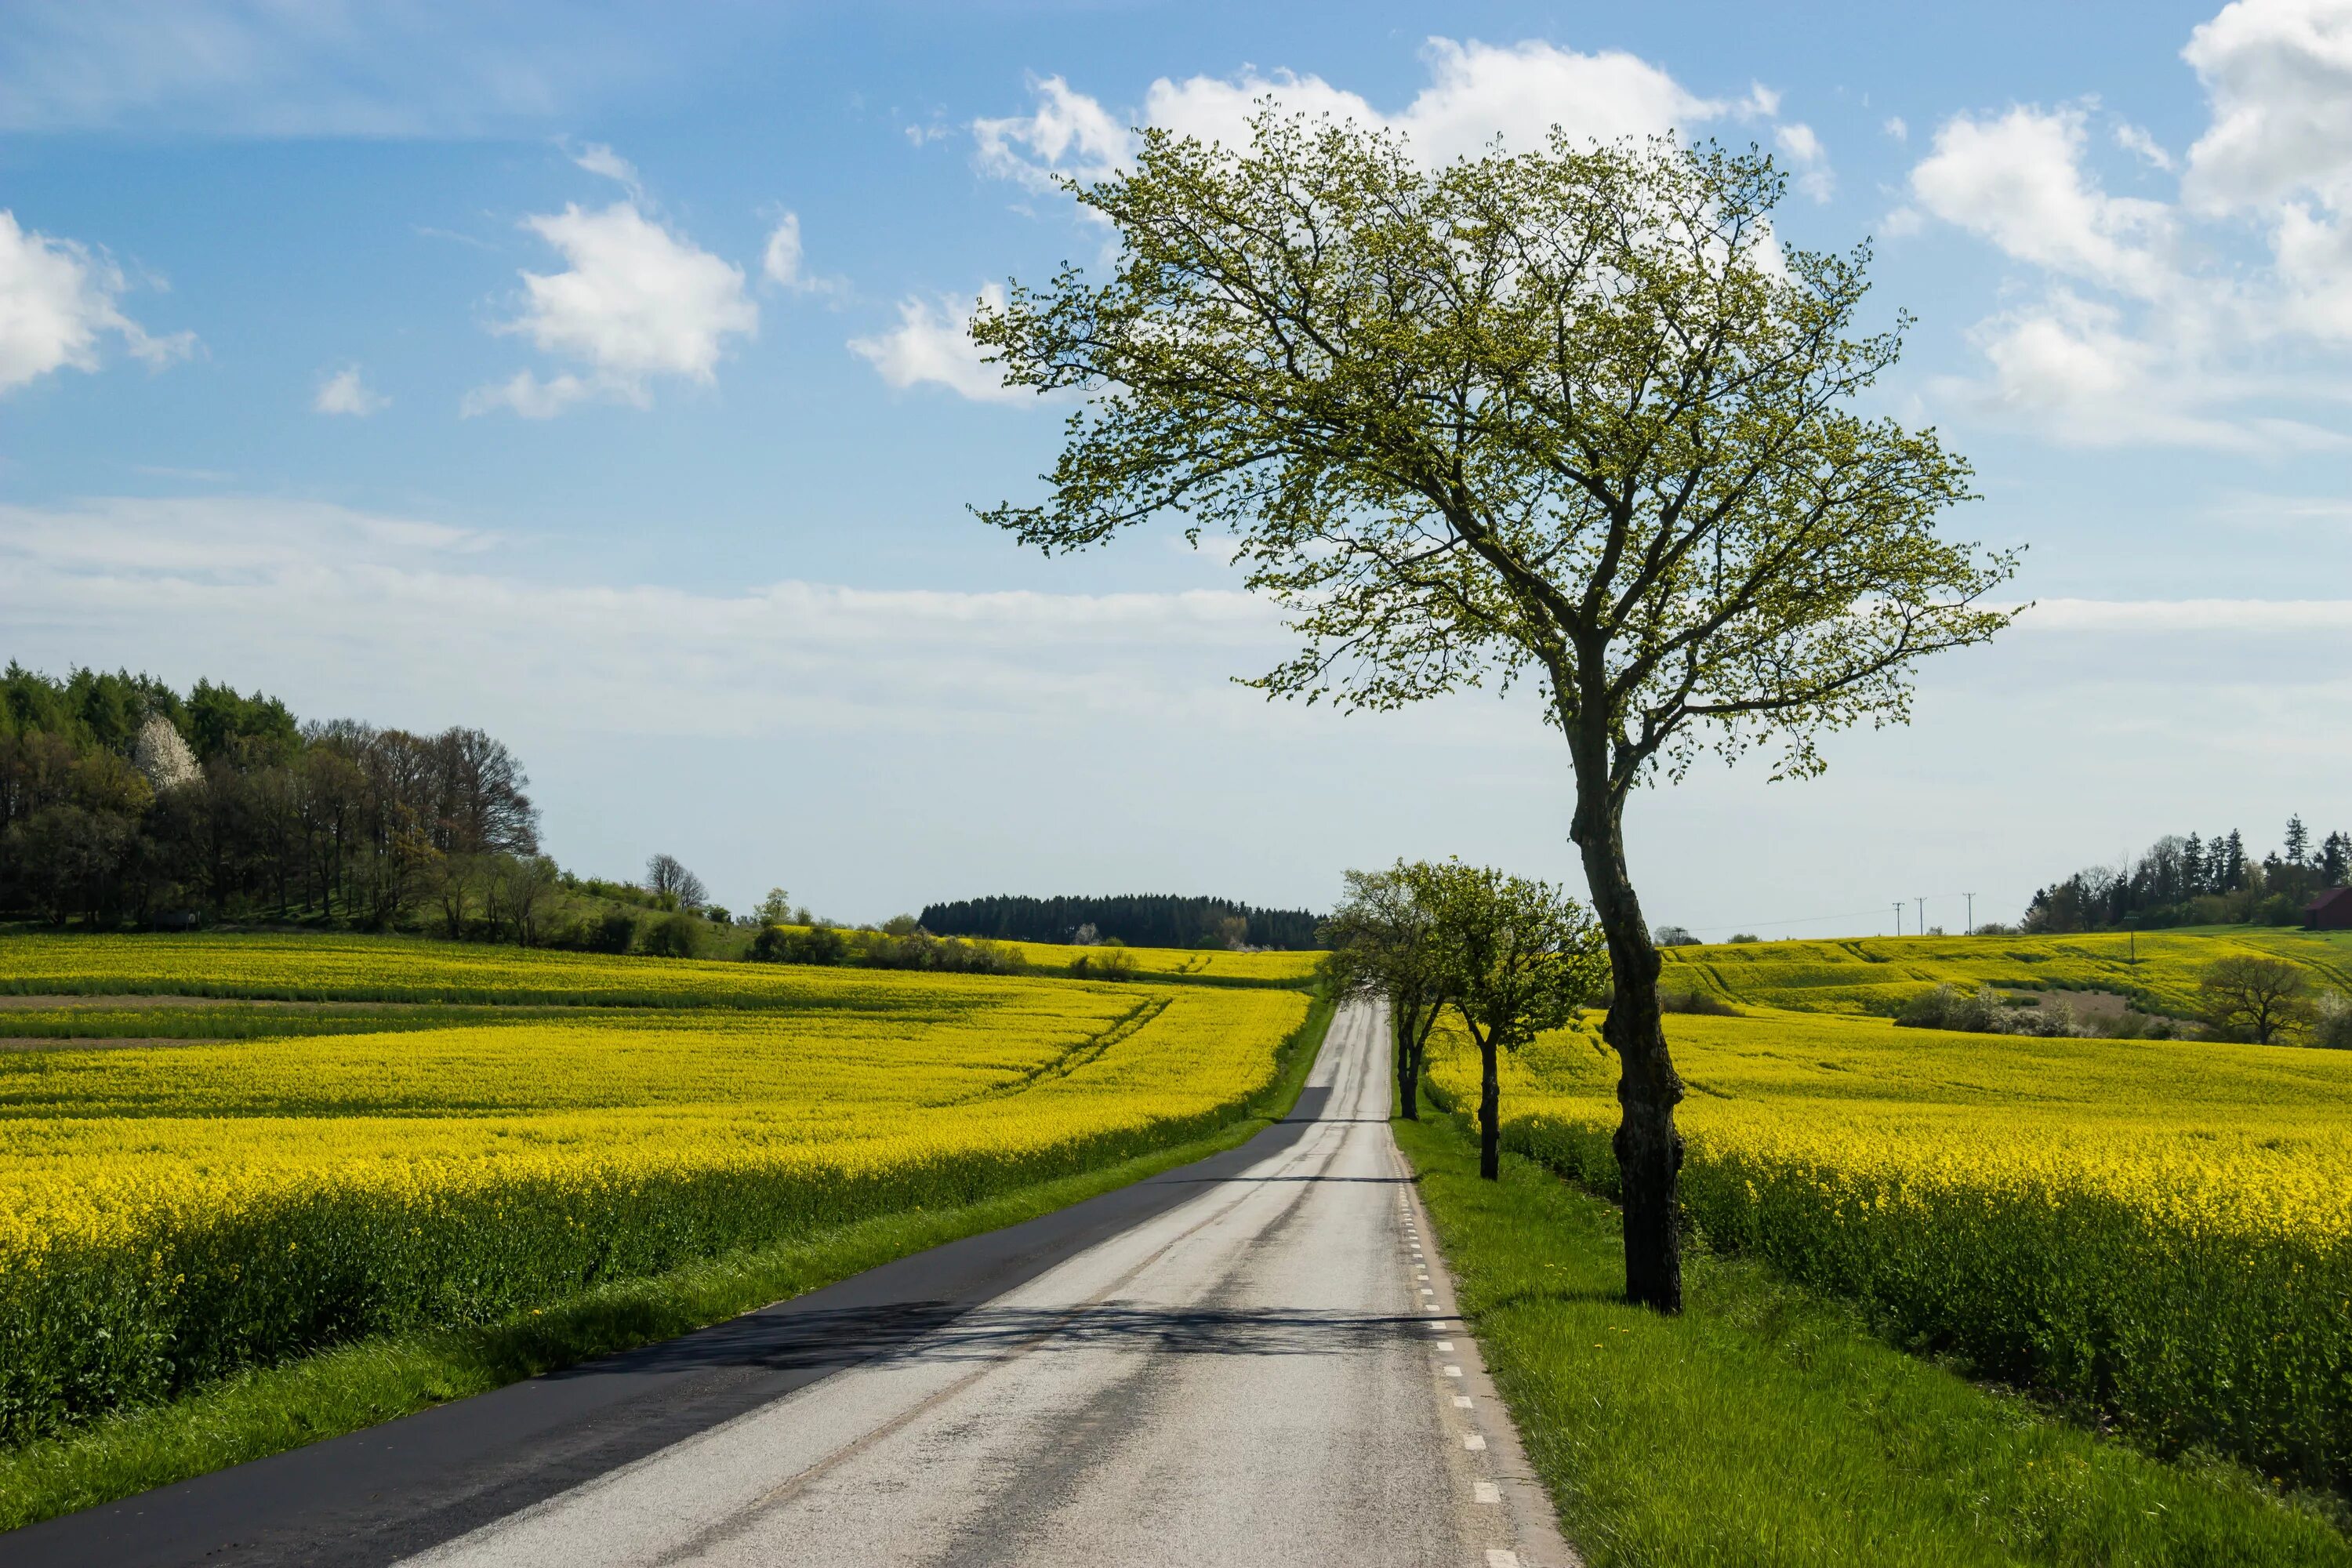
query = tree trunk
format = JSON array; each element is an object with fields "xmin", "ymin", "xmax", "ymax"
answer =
[
  {"xmin": 1569, "ymin": 750, "xmax": 1686, "ymax": 1312},
  {"xmin": 1476, "ymin": 1029, "xmax": 1501, "ymax": 1180},
  {"xmin": 1395, "ymin": 996, "xmax": 1421, "ymax": 1120}
]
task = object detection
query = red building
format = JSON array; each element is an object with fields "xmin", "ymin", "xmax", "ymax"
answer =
[{"xmin": 2308, "ymin": 887, "xmax": 2352, "ymax": 931}]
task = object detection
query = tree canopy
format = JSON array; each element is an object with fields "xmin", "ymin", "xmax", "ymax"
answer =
[{"xmin": 972, "ymin": 114, "xmax": 2013, "ymax": 1308}]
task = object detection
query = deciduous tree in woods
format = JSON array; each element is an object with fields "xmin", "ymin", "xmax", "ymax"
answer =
[
  {"xmin": 645, "ymin": 853, "xmax": 708, "ymax": 911},
  {"xmin": 1322, "ymin": 862, "xmax": 1450, "ymax": 1119},
  {"xmin": 973, "ymin": 115, "xmax": 2015, "ymax": 1308},
  {"xmin": 1421, "ymin": 862, "xmax": 1604, "ymax": 1180}
]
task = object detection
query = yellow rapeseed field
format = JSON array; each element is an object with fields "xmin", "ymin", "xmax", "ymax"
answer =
[
  {"xmin": 989, "ymin": 936, "xmax": 1325, "ymax": 985},
  {"xmin": 1657, "ymin": 928, "xmax": 2352, "ymax": 1018},
  {"xmin": 1426, "ymin": 1005, "xmax": 2352, "ymax": 1490},
  {"xmin": 0, "ymin": 935, "xmax": 1311, "ymax": 1446}
]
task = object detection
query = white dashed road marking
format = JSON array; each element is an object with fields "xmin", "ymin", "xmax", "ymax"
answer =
[{"xmin": 1474, "ymin": 1483, "xmax": 1501, "ymax": 1504}]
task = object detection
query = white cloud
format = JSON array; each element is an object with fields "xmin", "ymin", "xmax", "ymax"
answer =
[
  {"xmin": 1903, "ymin": 7, "xmax": 2352, "ymax": 452},
  {"xmin": 848, "ymin": 283, "xmax": 1026, "ymax": 404},
  {"xmin": 468, "ymin": 201, "xmax": 756, "ymax": 416},
  {"xmin": 0, "ymin": 209, "xmax": 194, "ymax": 393},
  {"xmin": 0, "ymin": 495, "xmax": 1283, "ymax": 738},
  {"xmin": 1951, "ymin": 292, "xmax": 2284, "ymax": 449},
  {"xmin": 313, "ymin": 364, "xmax": 386, "ymax": 416},
  {"xmin": 1884, "ymin": 115, "xmax": 1909, "ymax": 141},
  {"xmin": 1773, "ymin": 122, "xmax": 1835, "ymax": 202},
  {"xmin": 2181, "ymin": 0, "xmax": 2352, "ymax": 213},
  {"xmin": 1908, "ymin": 106, "xmax": 2175, "ymax": 297},
  {"xmin": 2029, "ymin": 596, "xmax": 2352, "ymax": 630},
  {"xmin": 975, "ymin": 38, "xmax": 1788, "ymax": 192},
  {"xmin": 571, "ymin": 141, "xmax": 643, "ymax": 198},
  {"xmin": 2114, "ymin": 122, "xmax": 2176, "ymax": 171},
  {"xmin": 975, "ymin": 74, "xmax": 1134, "ymax": 189},
  {"xmin": 459, "ymin": 369, "xmax": 604, "ymax": 419},
  {"xmin": 760, "ymin": 211, "xmax": 815, "ymax": 292}
]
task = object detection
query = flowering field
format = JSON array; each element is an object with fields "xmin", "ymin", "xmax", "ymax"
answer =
[
  {"xmin": 1426, "ymin": 1006, "xmax": 2352, "ymax": 1490},
  {"xmin": 992, "ymin": 936, "xmax": 1325, "ymax": 985},
  {"xmin": 1656, "ymin": 928, "xmax": 2352, "ymax": 1018},
  {"xmin": 0, "ymin": 935, "xmax": 1309, "ymax": 1446}
]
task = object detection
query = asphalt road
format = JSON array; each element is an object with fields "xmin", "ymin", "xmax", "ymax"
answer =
[{"xmin": 10, "ymin": 996, "xmax": 1571, "ymax": 1568}]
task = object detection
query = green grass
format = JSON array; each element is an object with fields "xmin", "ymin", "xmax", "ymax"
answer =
[
  {"xmin": 1395, "ymin": 1112, "xmax": 2350, "ymax": 1568},
  {"xmin": 0, "ymin": 989, "xmax": 1334, "ymax": 1533}
]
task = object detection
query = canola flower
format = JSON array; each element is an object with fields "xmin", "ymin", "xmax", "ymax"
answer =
[
  {"xmin": 1425, "ymin": 1007, "xmax": 2352, "ymax": 1490},
  {"xmin": 1657, "ymin": 929, "xmax": 2352, "ymax": 1018},
  {"xmin": 0, "ymin": 943, "xmax": 1308, "ymax": 1447},
  {"xmin": 0, "ymin": 931, "xmax": 1325, "ymax": 1004}
]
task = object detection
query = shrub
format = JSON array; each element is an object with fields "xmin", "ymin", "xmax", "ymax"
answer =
[
  {"xmin": 1071, "ymin": 948, "xmax": 1140, "ymax": 981},
  {"xmin": 1896, "ymin": 983, "xmax": 2045, "ymax": 1036},
  {"xmin": 641, "ymin": 913, "xmax": 702, "ymax": 959},
  {"xmin": 750, "ymin": 924, "xmax": 849, "ymax": 966},
  {"xmin": 583, "ymin": 909, "xmax": 637, "ymax": 954},
  {"xmin": 2315, "ymin": 989, "xmax": 2352, "ymax": 1050},
  {"xmin": 1659, "ymin": 988, "xmax": 1740, "ymax": 1017},
  {"xmin": 853, "ymin": 931, "xmax": 1019, "ymax": 975}
]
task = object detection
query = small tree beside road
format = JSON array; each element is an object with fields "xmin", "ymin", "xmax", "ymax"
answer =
[
  {"xmin": 1421, "ymin": 862, "xmax": 1606, "ymax": 1180},
  {"xmin": 1322, "ymin": 862, "xmax": 1452, "ymax": 1120}
]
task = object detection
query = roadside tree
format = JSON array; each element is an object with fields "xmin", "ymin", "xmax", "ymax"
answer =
[
  {"xmin": 1321, "ymin": 862, "xmax": 1450, "ymax": 1119},
  {"xmin": 1421, "ymin": 862, "xmax": 1605, "ymax": 1180},
  {"xmin": 972, "ymin": 118, "xmax": 2013, "ymax": 1306}
]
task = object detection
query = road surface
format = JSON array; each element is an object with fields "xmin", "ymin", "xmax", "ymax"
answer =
[{"xmin": 9, "ymin": 996, "xmax": 1571, "ymax": 1568}]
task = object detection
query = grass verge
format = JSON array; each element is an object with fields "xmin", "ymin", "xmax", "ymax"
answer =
[
  {"xmin": 0, "ymin": 988, "xmax": 1335, "ymax": 1534},
  {"xmin": 1393, "ymin": 1113, "xmax": 2349, "ymax": 1568}
]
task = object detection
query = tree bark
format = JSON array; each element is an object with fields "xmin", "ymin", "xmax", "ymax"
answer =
[
  {"xmin": 1475, "ymin": 1028, "xmax": 1501, "ymax": 1180},
  {"xmin": 1569, "ymin": 743, "xmax": 1687, "ymax": 1312},
  {"xmin": 1394, "ymin": 995, "xmax": 1421, "ymax": 1120}
]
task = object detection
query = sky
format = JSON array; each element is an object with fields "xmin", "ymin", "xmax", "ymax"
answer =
[{"xmin": 4, "ymin": 0, "xmax": 2350, "ymax": 935}]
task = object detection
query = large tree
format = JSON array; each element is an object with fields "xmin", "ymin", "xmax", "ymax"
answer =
[{"xmin": 973, "ymin": 117, "xmax": 2015, "ymax": 1308}]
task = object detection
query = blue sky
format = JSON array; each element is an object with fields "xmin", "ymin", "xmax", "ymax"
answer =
[{"xmin": 5, "ymin": 0, "xmax": 2350, "ymax": 934}]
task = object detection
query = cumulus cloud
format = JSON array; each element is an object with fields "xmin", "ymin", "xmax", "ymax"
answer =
[
  {"xmin": 466, "ymin": 198, "xmax": 756, "ymax": 416},
  {"xmin": 924, "ymin": 39, "xmax": 1824, "ymax": 401},
  {"xmin": 975, "ymin": 74, "xmax": 1134, "ymax": 189},
  {"xmin": 847, "ymin": 284, "xmax": 1025, "ymax": 404},
  {"xmin": 1899, "ymin": 13, "xmax": 2352, "ymax": 453},
  {"xmin": 2180, "ymin": 0, "xmax": 2352, "ymax": 213},
  {"xmin": 1773, "ymin": 122, "xmax": 1835, "ymax": 201},
  {"xmin": 1908, "ymin": 106, "xmax": 2175, "ymax": 297},
  {"xmin": 0, "ymin": 209, "xmax": 194, "ymax": 393},
  {"xmin": 972, "ymin": 37, "xmax": 1798, "ymax": 193},
  {"xmin": 313, "ymin": 364, "xmax": 386, "ymax": 416}
]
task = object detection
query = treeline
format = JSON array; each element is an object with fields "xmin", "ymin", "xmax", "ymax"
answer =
[
  {"xmin": 2, "ymin": 663, "xmax": 539, "ymax": 928},
  {"xmin": 2024, "ymin": 815, "xmax": 2350, "ymax": 934},
  {"xmin": 919, "ymin": 892, "xmax": 1324, "ymax": 950}
]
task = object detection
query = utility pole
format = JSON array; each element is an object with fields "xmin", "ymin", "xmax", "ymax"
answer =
[
  {"xmin": 1916, "ymin": 896, "xmax": 1926, "ymax": 936},
  {"xmin": 1893, "ymin": 901, "xmax": 1902, "ymax": 937},
  {"xmin": 1965, "ymin": 892, "xmax": 1976, "ymax": 935}
]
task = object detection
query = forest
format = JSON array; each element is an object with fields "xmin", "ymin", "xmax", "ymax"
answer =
[
  {"xmin": 0, "ymin": 663, "xmax": 542, "ymax": 928},
  {"xmin": 2022, "ymin": 817, "xmax": 2351, "ymax": 933},
  {"xmin": 920, "ymin": 892, "xmax": 1324, "ymax": 950}
]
